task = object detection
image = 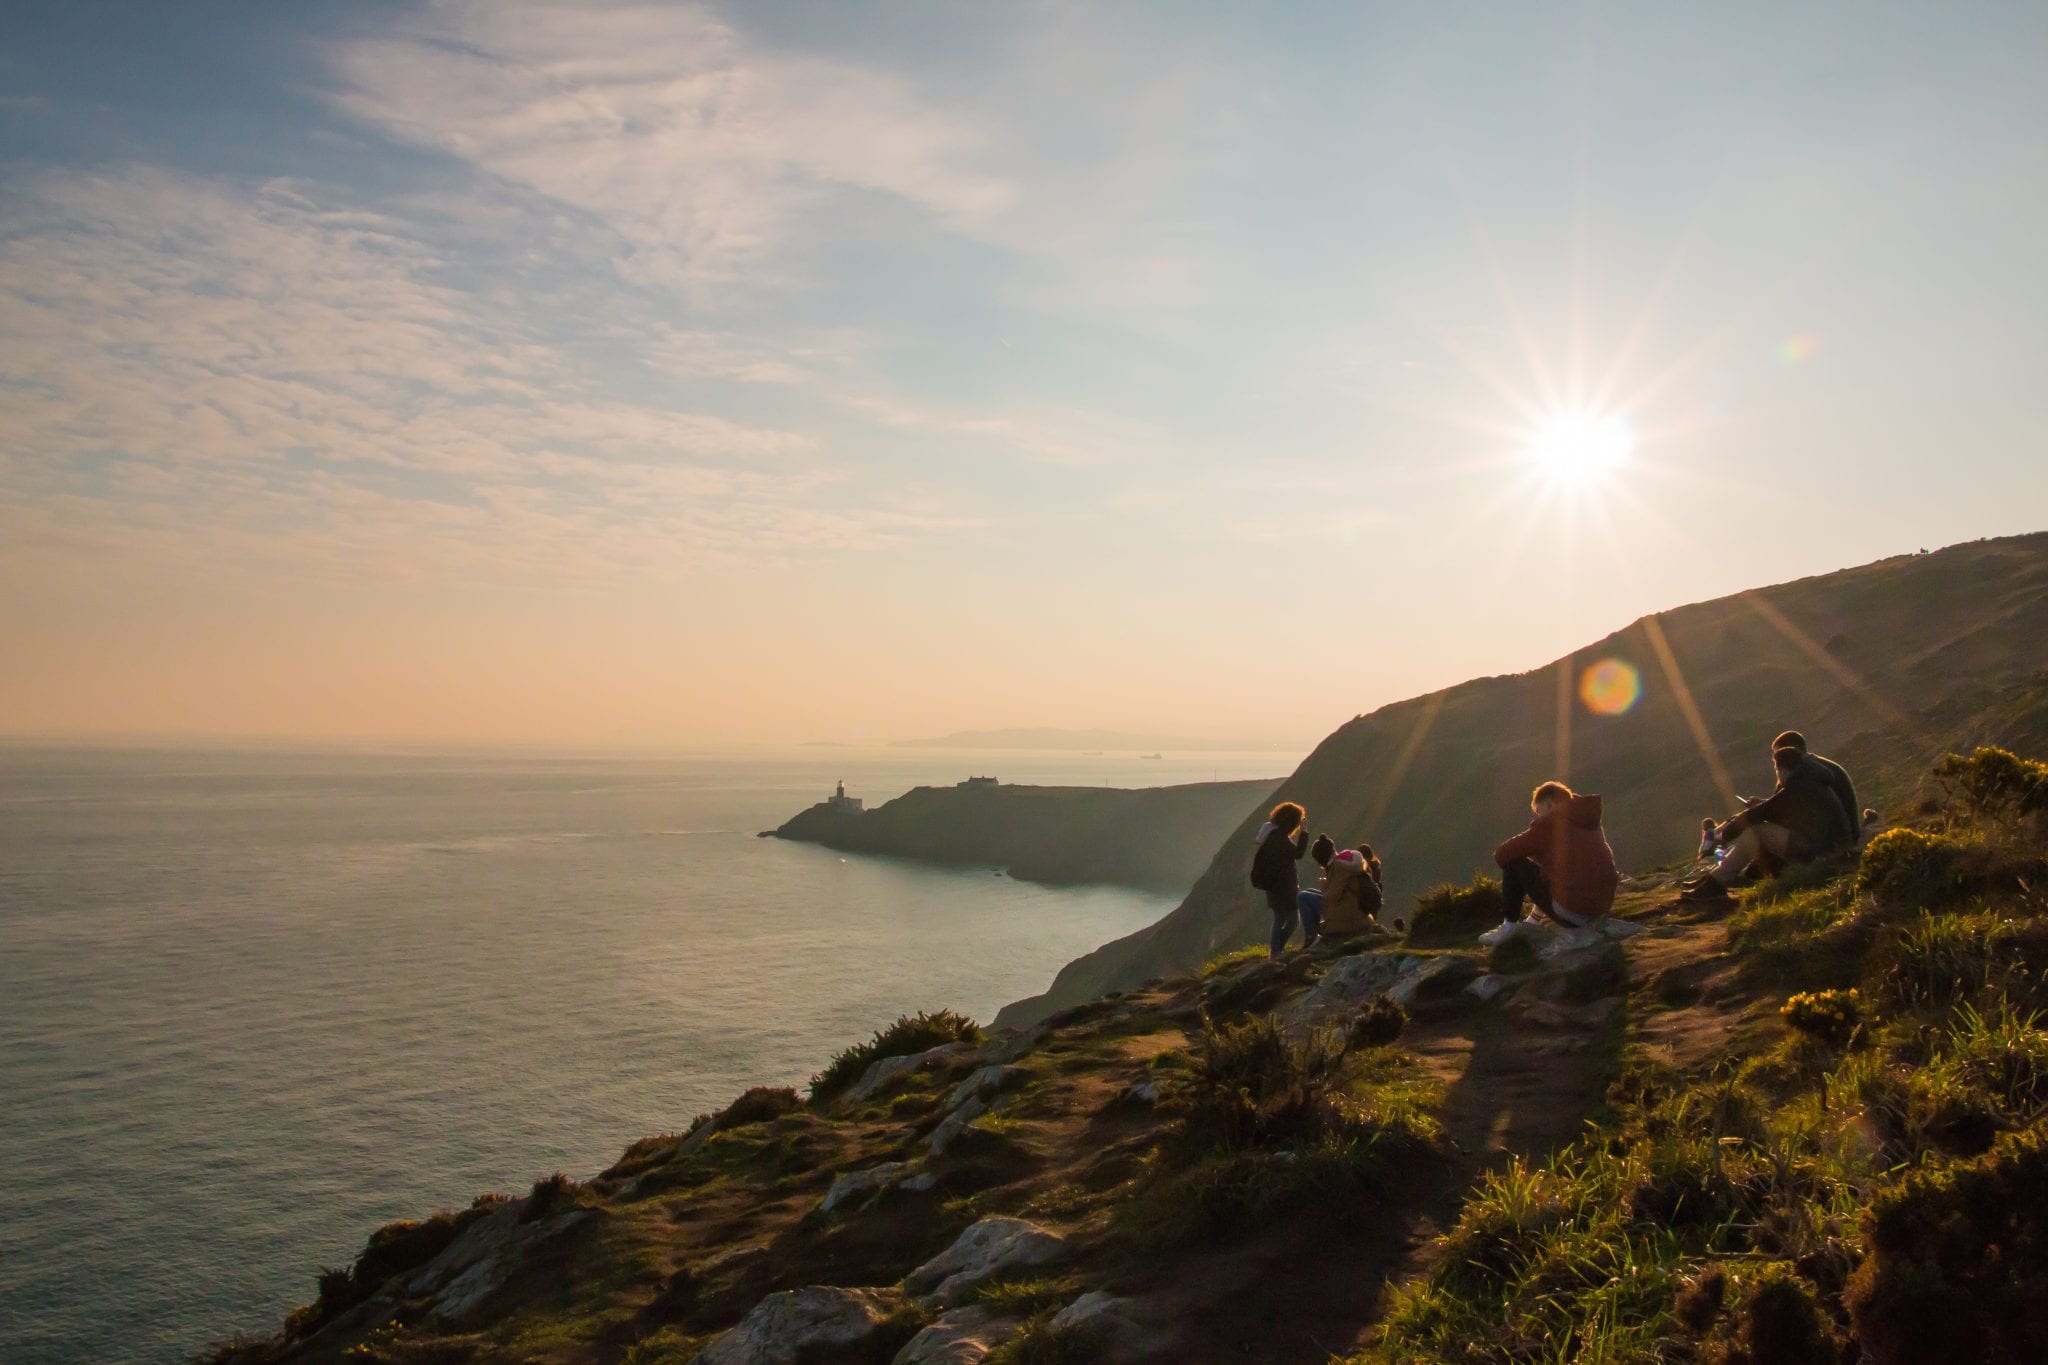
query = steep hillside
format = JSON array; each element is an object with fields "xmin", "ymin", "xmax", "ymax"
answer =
[
  {"xmin": 204, "ymin": 744, "xmax": 2048, "ymax": 1364},
  {"xmin": 769, "ymin": 779, "xmax": 1279, "ymax": 895},
  {"xmin": 997, "ymin": 532, "xmax": 2048, "ymax": 1027}
]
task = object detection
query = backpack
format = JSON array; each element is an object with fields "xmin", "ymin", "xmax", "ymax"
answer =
[{"xmin": 1248, "ymin": 834, "xmax": 1276, "ymax": 892}]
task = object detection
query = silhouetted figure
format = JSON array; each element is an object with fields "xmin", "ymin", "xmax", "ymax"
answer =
[
  {"xmin": 1249, "ymin": 801, "xmax": 1311, "ymax": 955},
  {"xmin": 1683, "ymin": 742, "xmax": 1855, "ymax": 901},
  {"xmin": 1481, "ymin": 781, "xmax": 1621, "ymax": 945},
  {"xmin": 1772, "ymin": 730, "xmax": 1861, "ymax": 842}
]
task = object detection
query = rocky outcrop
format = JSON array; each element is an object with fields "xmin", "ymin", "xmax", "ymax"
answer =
[
  {"xmin": 904, "ymin": 1217, "xmax": 1071, "ymax": 1307},
  {"xmin": 400, "ymin": 1204, "xmax": 594, "ymax": 1327},
  {"xmin": 694, "ymin": 1286, "xmax": 904, "ymax": 1364},
  {"xmin": 847, "ymin": 1042, "xmax": 977, "ymax": 1104},
  {"xmin": 769, "ymin": 777, "xmax": 1279, "ymax": 895}
]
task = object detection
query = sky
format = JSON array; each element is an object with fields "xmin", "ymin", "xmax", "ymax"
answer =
[{"xmin": 2, "ymin": 1, "xmax": 2045, "ymax": 750}]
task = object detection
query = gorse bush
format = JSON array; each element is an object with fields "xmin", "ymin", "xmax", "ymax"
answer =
[
  {"xmin": 1934, "ymin": 745, "xmax": 2048, "ymax": 829},
  {"xmin": 720, "ymin": 1085, "xmax": 802, "ymax": 1128},
  {"xmin": 1179, "ymin": 1011, "xmax": 1348, "ymax": 1151},
  {"xmin": 1406, "ymin": 875, "xmax": 1504, "ymax": 947},
  {"xmin": 1858, "ymin": 828, "xmax": 1968, "ymax": 906},
  {"xmin": 809, "ymin": 1009, "xmax": 984, "ymax": 1103},
  {"xmin": 1782, "ymin": 989, "xmax": 1863, "ymax": 1047},
  {"xmin": 1844, "ymin": 1126, "xmax": 2048, "ymax": 1365}
]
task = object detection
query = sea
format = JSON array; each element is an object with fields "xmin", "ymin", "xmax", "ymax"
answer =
[{"xmin": 0, "ymin": 743, "xmax": 1291, "ymax": 1363}]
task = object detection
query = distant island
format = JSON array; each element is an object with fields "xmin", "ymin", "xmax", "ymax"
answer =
[
  {"xmin": 890, "ymin": 726, "xmax": 1293, "ymax": 753},
  {"xmin": 766, "ymin": 776, "xmax": 1279, "ymax": 894}
]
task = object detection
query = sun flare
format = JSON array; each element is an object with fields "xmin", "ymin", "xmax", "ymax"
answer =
[{"xmin": 1526, "ymin": 412, "xmax": 1634, "ymax": 484}]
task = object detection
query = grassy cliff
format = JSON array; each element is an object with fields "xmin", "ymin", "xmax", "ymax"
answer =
[
  {"xmin": 997, "ymin": 532, "xmax": 2048, "ymax": 1028},
  {"xmin": 768, "ymin": 778, "xmax": 1280, "ymax": 895},
  {"xmin": 204, "ymin": 743, "xmax": 2048, "ymax": 1363}
]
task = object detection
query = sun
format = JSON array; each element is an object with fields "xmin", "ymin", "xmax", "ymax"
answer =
[{"xmin": 1526, "ymin": 412, "xmax": 1634, "ymax": 484}]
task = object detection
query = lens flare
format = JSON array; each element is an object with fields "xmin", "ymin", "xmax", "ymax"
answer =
[
  {"xmin": 1775, "ymin": 335, "xmax": 1818, "ymax": 365},
  {"xmin": 1579, "ymin": 658, "xmax": 1642, "ymax": 716}
]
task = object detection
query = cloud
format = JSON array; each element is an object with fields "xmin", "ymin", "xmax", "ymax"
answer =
[
  {"xmin": 0, "ymin": 166, "xmax": 971, "ymax": 591},
  {"xmin": 327, "ymin": 1, "xmax": 1014, "ymax": 293}
]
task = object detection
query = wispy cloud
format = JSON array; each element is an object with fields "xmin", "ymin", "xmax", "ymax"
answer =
[
  {"xmin": 0, "ymin": 166, "xmax": 970, "ymax": 590},
  {"xmin": 328, "ymin": 1, "xmax": 1014, "ymax": 294}
]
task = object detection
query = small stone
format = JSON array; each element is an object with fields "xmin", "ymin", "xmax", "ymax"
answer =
[
  {"xmin": 927, "ymin": 1097, "xmax": 987, "ymax": 1158},
  {"xmin": 892, "ymin": 1304, "xmax": 1020, "ymax": 1364},
  {"xmin": 1119, "ymin": 1079, "xmax": 1162, "ymax": 1104},
  {"xmin": 694, "ymin": 1285, "xmax": 904, "ymax": 1365},
  {"xmin": 904, "ymin": 1216, "xmax": 1070, "ymax": 1306},
  {"xmin": 1598, "ymin": 917, "xmax": 1646, "ymax": 939},
  {"xmin": 1048, "ymin": 1290, "xmax": 1139, "ymax": 1346},
  {"xmin": 820, "ymin": 1161, "xmax": 914, "ymax": 1213},
  {"xmin": 946, "ymin": 1064, "xmax": 1023, "ymax": 1111},
  {"xmin": 1464, "ymin": 974, "xmax": 1505, "ymax": 1003}
]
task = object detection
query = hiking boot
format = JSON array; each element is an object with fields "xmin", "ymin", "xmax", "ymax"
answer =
[
  {"xmin": 1679, "ymin": 878, "xmax": 1731, "ymax": 903},
  {"xmin": 1477, "ymin": 920, "xmax": 1521, "ymax": 948}
]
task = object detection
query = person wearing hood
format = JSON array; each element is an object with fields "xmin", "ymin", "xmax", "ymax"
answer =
[
  {"xmin": 1480, "ymin": 781, "xmax": 1621, "ymax": 946},
  {"xmin": 1249, "ymin": 801, "xmax": 1311, "ymax": 955},
  {"xmin": 1305, "ymin": 837, "xmax": 1387, "ymax": 939}
]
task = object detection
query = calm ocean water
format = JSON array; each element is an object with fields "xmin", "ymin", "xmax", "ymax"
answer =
[{"xmin": 0, "ymin": 744, "xmax": 1287, "ymax": 1363}]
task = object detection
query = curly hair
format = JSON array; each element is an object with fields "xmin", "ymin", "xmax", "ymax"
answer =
[{"xmin": 1268, "ymin": 801, "xmax": 1305, "ymax": 832}]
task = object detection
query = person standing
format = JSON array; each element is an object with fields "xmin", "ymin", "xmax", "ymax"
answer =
[{"xmin": 1250, "ymin": 801, "xmax": 1311, "ymax": 955}]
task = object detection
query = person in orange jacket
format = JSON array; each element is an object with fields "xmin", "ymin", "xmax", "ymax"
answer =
[{"xmin": 1479, "ymin": 780, "xmax": 1620, "ymax": 946}]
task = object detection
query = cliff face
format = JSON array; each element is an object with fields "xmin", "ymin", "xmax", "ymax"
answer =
[
  {"xmin": 996, "ymin": 531, "xmax": 2048, "ymax": 1027},
  {"xmin": 769, "ymin": 778, "xmax": 1280, "ymax": 895}
]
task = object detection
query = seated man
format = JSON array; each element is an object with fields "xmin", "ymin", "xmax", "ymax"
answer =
[
  {"xmin": 1480, "ymin": 781, "xmax": 1621, "ymax": 946},
  {"xmin": 1683, "ymin": 744, "xmax": 1854, "ymax": 901},
  {"xmin": 1301, "ymin": 837, "xmax": 1386, "ymax": 941},
  {"xmin": 1773, "ymin": 729, "xmax": 1862, "ymax": 843}
]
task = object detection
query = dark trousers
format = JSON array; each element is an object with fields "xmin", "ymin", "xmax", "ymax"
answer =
[{"xmin": 1500, "ymin": 857, "xmax": 1551, "ymax": 923}]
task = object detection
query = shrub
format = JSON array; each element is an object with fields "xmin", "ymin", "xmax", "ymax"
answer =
[
  {"xmin": 520, "ymin": 1171, "xmax": 581, "ymax": 1223},
  {"xmin": 1858, "ymin": 828, "xmax": 1967, "ymax": 906},
  {"xmin": 1179, "ymin": 1011, "xmax": 1349, "ymax": 1151},
  {"xmin": 1406, "ymin": 875, "xmax": 1503, "ymax": 947},
  {"xmin": 1781, "ymin": 989, "xmax": 1863, "ymax": 1047},
  {"xmin": 1349, "ymin": 997, "xmax": 1407, "ymax": 1051},
  {"xmin": 1844, "ymin": 1126, "xmax": 2048, "ymax": 1364},
  {"xmin": 720, "ymin": 1085, "xmax": 802, "ymax": 1128},
  {"xmin": 809, "ymin": 1009, "xmax": 984, "ymax": 1103},
  {"xmin": 1947, "ymin": 1002, "xmax": 2048, "ymax": 1115},
  {"xmin": 1934, "ymin": 745, "xmax": 2048, "ymax": 828},
  {"xmin": 1719, "ymin": 1263, "xmax": 1839, "ymax": 1365}
]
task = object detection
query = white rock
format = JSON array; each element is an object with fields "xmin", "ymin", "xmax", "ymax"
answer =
[
  {"xmin": 1464, "ymin": 974, "xmax": 1505, "ymax": 1002},
  {"xmin": 1119, "ymin": 1079, "xmax": 1163, "ymax": 1104},
  {"xmin": 424, "ymin": 1209, "xmax": 591, "ymax": 1324},
  {"xmin": 1385, "ymin": 955, "xmax": 1459, "ymax": 1007},
  {"xmin": 1277, "ymin": 952, "xmax": 1415, "ymax": 1029},
  {"xmin": 892, "ymin": 1304, "xmax": 1020, "ymax": 1364},
  {"xmin": 1598, "ymin": 917, "xmax": 1646, "ymax": 939},
  {"xmin": 904, "ymin": 1216, "xmax": 1070, "ymax": 1306},
  {"xmin": 695, "ymin": 1285, "xmax": 904, "ymax": 1365},
  {"xmin": 901, "ymin": 1171, "xmax": 942, "ymax": 1194},
  {"xmin": 1535, "ymin": 927, "xmax": 1604, "ymax": 961},
  {"xmin": 820, "ymin": 1161, "xmax": 915, "ymax": 1213},
  {"xmin": 847, "ymin": 1043, "xmax": 976, "ymax": 1104},
  {"xmin": 946, "ymin": 1064, "xmax": 1023, "ymax": 1111},
  {"xmin": 927, "ymin": 1097, "xmax": 987, "ymax": 1158},
  {"xmin": 1049, "ymin": 1290, "xmax": 1139, "ymax": 1343}
]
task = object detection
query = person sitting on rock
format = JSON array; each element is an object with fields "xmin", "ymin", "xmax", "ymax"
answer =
[
  {"xmin": 1250, "ymin": 801, "xmax": 1312, "ymax": 955},
  {"xmin": 1299, "ymin": 836, "xmax": 1387, "ymax": 943},
  {"xmin": 1773, "ymin": 729, "xmax": 1862, "ymax": 843},
  {"xmin": 1480, "ymin": 781, "xmax": 1621, "ymax": 946},
  {"xmin": 1681, "ymin": 743, "xmax": 1854, "ymax": 901}
]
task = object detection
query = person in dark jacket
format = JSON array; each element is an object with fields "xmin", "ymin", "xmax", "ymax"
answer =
[
  {"xmin": 1683, "ymin": 745, "xmax": 1853, "ymax": 901},
  {"xmin": 1773, "ymin": 730, "xmax": 1861, "ymax": 842},
  {"xmin": 1250, "ymin": 801, "xmax": 1311, "ymax": 955},
  {"xmin": 1481, "ymin": 781, "xmax": 1622, "ymax": 945}
]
